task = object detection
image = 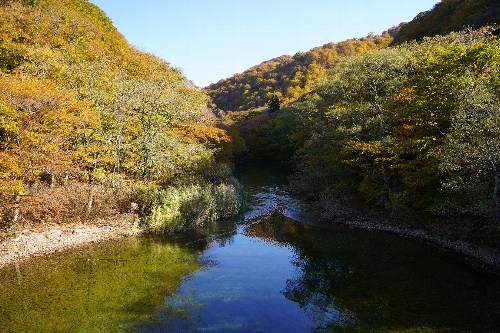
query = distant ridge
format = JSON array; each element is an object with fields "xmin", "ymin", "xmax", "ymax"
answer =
[
  {"xmin": 207, "ymin": 0, "xmax": 500, "ymax": 112},
  {"xmin": 206, "ymin": 31, "xmax": 394, "ymax": 112},
  {"xmin": 391, "ymin": 0, "xmax": 500, "ymax": 45}
]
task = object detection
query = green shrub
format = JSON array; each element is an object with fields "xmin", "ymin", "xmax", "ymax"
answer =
[
  {"xmin": 144, "ymin": 180, "xmax": 246, "ymax": 234},
  {"xmin": 211, "ymin": 180, "xmax": 247, "ymax": 219}
]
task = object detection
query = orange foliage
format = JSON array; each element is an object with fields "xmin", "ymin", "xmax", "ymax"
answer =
[
  {"xmin": 207, "ymin": 31, "xmax": 394, "ymax": 111},
  {"xmin": 175, "ymin": 122, "xmax": 234, "ymax": 161},
  {"xmin": 0, "ymin": 75, "xmax": 99, "ymax": 186}
]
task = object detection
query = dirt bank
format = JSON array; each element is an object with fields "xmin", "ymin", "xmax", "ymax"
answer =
[{"xmin": 0, "ymin": 215, "xmax": 141, "ymax": 269}]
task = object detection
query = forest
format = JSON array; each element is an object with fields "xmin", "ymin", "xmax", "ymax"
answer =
[
  {"xmin": 206, "ymin": 31, "xmax": 395, "ymax": 112},
  {"xmin": 1, "ymin": 0, "xmax": 500, "ymax": 251},
  {"xmin": 223, "ymin": 26, "xmax": 500, "ymax": 247},
  {"xmin": 2, "ymin": 0, "xmax": 500, "ymax": 330},
  {"xmin": 0, "ymin": 0, "xmax": 245, "ymax": 234},
  {"xmin": 206, "ymin": 0, "xmax": 500, "ymax": 114},
  {"xmin": 207, "ymin": 0, "xmax": 500, "ymax": 250},
  {"xmin": 390, "ymin": 0, "xmax": 500, "ymax": 45}
]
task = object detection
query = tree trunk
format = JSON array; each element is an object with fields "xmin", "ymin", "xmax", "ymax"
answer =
[
  {"xmin": 50, "ymin": 174, "xmax": 56, "ymax": 188},
  {"xmin": 141, "ymin": 146, "xmax": 151, "ymax": 181},
  {"xmin": 87, "ymin": 186, "xmax": 94, "ymax": 215},
  {"xmin": 87, "ymin": 170, "xmax": 95, "ymax": 215},
  {"xmin": 12, "ymin": 194, "xmax": 20, "ymax": 226}
]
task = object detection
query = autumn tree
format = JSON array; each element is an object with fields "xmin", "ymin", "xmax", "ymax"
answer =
[
  {"xmin": 310, "ymin": 47, "xmax": 412, "ymax": 209},
  {"xmin": 0, "ymin": 0, "xmax": 245, "ymax": 231},
  {"xmin": 110, "ymin": 77, "xmax": 206, "ymax": 181}
]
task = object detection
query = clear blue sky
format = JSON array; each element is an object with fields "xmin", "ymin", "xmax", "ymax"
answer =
[{"xmin": 90, "ymin": 0, "xmax": 438, "ymax": 87}]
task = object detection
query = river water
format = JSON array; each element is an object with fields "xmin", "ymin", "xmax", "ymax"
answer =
[{"xmin": 0, "ymin": 163, "xmax": 499, "ymax": 332}]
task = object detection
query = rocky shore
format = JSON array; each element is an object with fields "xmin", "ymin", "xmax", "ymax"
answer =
[
  {"xmin": 336, "ymin": 216, "xmax": 500, "ymax": 273},
  {"xmin": 0, "ymin": 215, "xmax": 140, "ymax": 269},
  {"xmin": 1, "ymin": 212, "xmax": 499, "ymax": 273}
]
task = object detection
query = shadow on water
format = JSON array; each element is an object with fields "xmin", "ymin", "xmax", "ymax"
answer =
[
  {"xmin": 0, "ymin": 162, "xmax": 499, "ymax": 332},
  {"xmin": 247, "ymin": 212, "xmax": 500, "ymax": 332}
]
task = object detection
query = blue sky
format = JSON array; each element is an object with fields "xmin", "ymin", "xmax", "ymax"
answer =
[{"xmin": 90, "ymin": 0, "xmax": 438, "ymax": 87}]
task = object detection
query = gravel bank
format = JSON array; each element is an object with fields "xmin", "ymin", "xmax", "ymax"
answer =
[
  {"xmin": 2, "ymin": 213, "xmax": 499, "ymax": 273},
  {"xmin": 0, "ymin": 215, "xmax": 140, "ymax": 269},
  {"xmin": 337, "ymin": 217, "xmax": 500, "ymax": 273}
]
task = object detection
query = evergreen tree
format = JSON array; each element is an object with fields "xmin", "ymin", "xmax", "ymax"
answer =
[{"xmin": 268, "ymin": 94, "xmax": 281, "ymax": 112}]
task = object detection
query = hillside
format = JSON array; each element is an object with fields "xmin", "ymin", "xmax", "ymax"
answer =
[
  {"xmin": 206, "ymin": 31, "xmax": 395, "ymax": 112},
  {"xmin": 0, "ymin": 0, "xmax": 245, "ymax": 233},
  {"xmin": 391, "ymin": 0, "xmax": 500, "ymax": 45},
  {"xmin": 207, "ymin": 0, "xmax": 500, "ymax": 113},
  {"xmin": 222, "ymin": 27, "xmax": 500, "ymax": 250}
]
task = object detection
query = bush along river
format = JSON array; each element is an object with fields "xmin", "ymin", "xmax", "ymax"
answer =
[{"xmin": 1, "ymin": 163, "xmax": 500, "ymax": 332}]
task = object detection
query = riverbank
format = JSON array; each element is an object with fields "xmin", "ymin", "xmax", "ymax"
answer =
[
  {"xmin": 2, "ymin": 210, "xmax": 499, "ymax": 273},
  {"xmin": 333, "ymin": 215, "xmax": 500, "ymax": 273},
  {"xmin": 0, "ymin": 214, "xmax": 141, "ymax": 269}
]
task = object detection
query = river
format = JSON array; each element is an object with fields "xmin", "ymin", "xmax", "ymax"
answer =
[{"xmin": 0, "ymin": 163, "xmax": 499, "ymax": 332}]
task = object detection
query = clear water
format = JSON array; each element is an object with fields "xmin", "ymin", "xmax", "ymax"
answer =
[{"xmin": 0, "ymin": 163, "xmax": 499, "ymax": 332}]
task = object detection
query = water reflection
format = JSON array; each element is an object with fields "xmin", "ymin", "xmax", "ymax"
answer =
[
  {"xmin": 0, "ymin": 223, "xmax": 239, "ymax": 333},
  {"xmin": 1, "ymin": 163, "xmax": 499, "ymax": 332},
  {"xmin": 246, "ymin": 212, "xmax": 500, "ymax": 332},
  {"xmin": 139, "ymin": 232, "xmax": 312, "ymax": 332}
]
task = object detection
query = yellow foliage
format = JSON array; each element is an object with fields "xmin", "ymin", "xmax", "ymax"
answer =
[
  {"xmin": 0, "ymin": 0, "xmax": 230, "ymax": 228},
  {"xmin": 175, "ymin": 122, "xmax": 231, "ymax": 145},
  {"xmin": 0, "ymin": 152, "xmax": 24, "ymax": 194},
  {"xmin": 207, "ymin": 31, "xmax": 393, "ymax": 111},
  {"xmin": 0, "ymin": 99, "xmax": 18, "ymax": 145},
  {"xmin": 0, "ymin": 74, "xmax": 101, "ymax": 183}
]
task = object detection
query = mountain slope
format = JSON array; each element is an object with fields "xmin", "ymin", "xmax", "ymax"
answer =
[
  {"xmin": 207, "ymin": 0, "xmax": 500, "ymax": 113},
  {"xmin": 206, "ymin": 31, "xmax": 395, "ymax": 112},
  {"xmin": 391, "ymin": 0, "xmax": 500, "ymax": 45},
  {"xmin": 0, "ymin": 0, "xmax": 244, "ymax": 232}
]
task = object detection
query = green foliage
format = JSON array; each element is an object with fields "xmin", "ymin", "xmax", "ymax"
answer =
[
  {"xmin": 23, "ymin": 0, "xmax": 37, "ymax": 6},
  {"xmin": 292, "ymin": 47, "xmax": 413, "ymax": 207},
  {"xmin": 146, "ymin": 185, "xmax": 214, "ymax": 234},
  {"xmin": 267, "ymin": 94, "xmax": 280, "ymax": 112},
  {"xmin": 255, "ymin": 28, "xmax": 500, "ymax": 244},
  {"xmin": 143, "ymin": 179, "xmax": 246, "ymax": 234},
  {"xmin": 0, "ymin": 41, "xmax": 24, "ymax": 73},
  {"xmin": 439, "ymin": 71, "xmax": 500, "ymax": 221},
  {"xmin": 211, "ymin": 180, "xmax": 246, "ymax": 218}
]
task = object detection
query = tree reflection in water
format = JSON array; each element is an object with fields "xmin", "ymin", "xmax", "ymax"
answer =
[
  {"xmin": 245, "ymin": 211, "xmax": 500, "ymax": 332},
  {"xmin": 2, "ymin": 162, "xmax": 500, "ymax": 332}
]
